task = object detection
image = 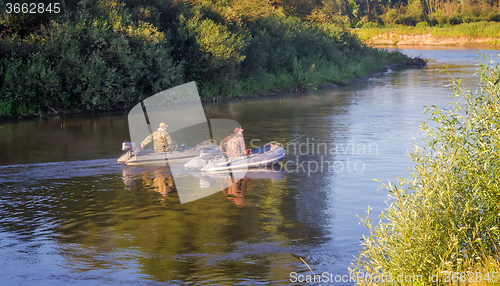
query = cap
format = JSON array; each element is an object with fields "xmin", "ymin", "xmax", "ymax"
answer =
[
  {"xmin": 159, "ymin": 122, "xmax": 169, "ymax": 128},
  {"xmin": 234, "ymin": 127, "xmax": 244, "ymax": 133}
]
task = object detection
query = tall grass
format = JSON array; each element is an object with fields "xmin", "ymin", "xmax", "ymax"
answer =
[
  {"xmin": 356, "ymin": 22, "xmax": 500, "ymax": 42},
  {"xmin": 350, "ymin": 56, "xmax": 500, "ymax": 285}
]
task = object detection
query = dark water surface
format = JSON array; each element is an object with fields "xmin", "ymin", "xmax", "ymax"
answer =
[{"xmin": 0, "ymin": 48, "xmax": 498, "ymax": 285}]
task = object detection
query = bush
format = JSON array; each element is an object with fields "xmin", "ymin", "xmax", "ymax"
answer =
[
  {"xmin": 242, "ymin": 15, "xmax": 358, "ymax": 76},
  {"xmin": 0, "ymin": 0, "xmax": 183, "ymax": 115},
  {"xmin": 415, "ymin": 21, "xmax": 429, "ymax": 28},
  {"xmin": 460, "ymin": 11, "xmax": 475, "ymax": 23},
  {"xmin": 486, "ymin": 11, "xmax": 500, "ymax": 22},
  {"xmin": 0, "ymin": 88, "xmax": 13, "ymax": 116},
  {"xmin": 382, "ymin": 9, "xmax": 399, "ymax": 25},
  {"xmin": 362, "ymin": 21, "xmax": 380, "ymax": 28},
  {"xmin": 427, "ymin": 12, "xmax": 448, "ymax": 26},
  {"xmin": 448, "ymin": 11, "xmax": 463, "ymax": 25},
  {"xmin": 351, "ymin": 57, "xmax": 500, "ymax": 282},
  {"xmin": 395, "ymin": 15, "xmax": 418, "ymax": 26}
]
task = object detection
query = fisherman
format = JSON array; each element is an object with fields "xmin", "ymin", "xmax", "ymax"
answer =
[
  {"xmin": 140, "ymin": 122, "xmax": 176, "ymax": 153},
  {"xmin": 220, "ymin": 127, "xmax": 249, "ymax": 158}
]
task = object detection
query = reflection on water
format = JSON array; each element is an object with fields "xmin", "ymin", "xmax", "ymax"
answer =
[
  {"xmin": 0, "ymin": 113, "xmax": 129, "ymax": 166},
  {"xmin": 0, "ymin": 48, "xmax": 498, "ymax": 284},
  {"xmin": 0, "ymin": 159, "xmax": 291, "ymax": 284},
  {"xmin": 122, "ymin": 167, "xmax": 175, "ymax": 196},
  {"xmin": 121, "ymin": 166, "xmax": 286, "ymax": 207},
  {"xmin": 222, "ymin": 177, "xmax": 247, "ymax": 207}
]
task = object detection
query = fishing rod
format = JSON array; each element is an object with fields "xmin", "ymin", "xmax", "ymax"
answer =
[{"xmin": 281, "ymin": 133, "xmax": 306, "ymax": 148}]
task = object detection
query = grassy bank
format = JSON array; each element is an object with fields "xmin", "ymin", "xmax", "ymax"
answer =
[
  {"xmin": 350, "ymin": 57, "xmax": 500, "ymax": 284},
  {"xmin": 200, "ymin": 49, "xmax": 408, "ymax": 99},
  {"xmin": 0, "ymin": 0, "xmax": 410, "ymax": 117},
  {"xmin": 356, "ymin": 22, "xmax": 500, "ymax": 46}
]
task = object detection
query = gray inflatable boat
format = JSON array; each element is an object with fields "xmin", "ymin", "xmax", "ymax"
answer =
[
  {"xmin": 118, "ymin": 140, "xmax": 219, "ymax": 166},
  {"xmin": 184, "ymin": 141, "xmax": 286, "ymax": 172}
]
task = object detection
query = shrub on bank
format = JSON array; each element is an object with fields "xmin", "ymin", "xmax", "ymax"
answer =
[
  {"xmin": 0, "ymin": 0, "xmax": 409, "ymax": 116},
  {"xmin": 0, "ymin": 0, "xmax": 183, "ymax": 116},
  {"xmin": 351, "ymin": 58, "xmax": 500, "ymax": 283}
]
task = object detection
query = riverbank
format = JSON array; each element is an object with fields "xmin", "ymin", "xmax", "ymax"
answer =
[
  {"xmin": 201, "ymin": 52, "xmax": 425, "ymax": 100},
  {"xmin": 0, "ymin": 0, "xmax": 418, "ymax": 119},
  {"xmin": 207, "ymin": 56, "xmax": 426, "ymax": 101},
  {"xmin": 355, "ymin": 22, "xmax": 500, "ymax": 46},
  {"xmin": 0, "ymin": 55, "xmax": 425, "ymax": 123},
  {"xmin": 0, "ymin": 46, "xmax": 411, "ymax": 120}
]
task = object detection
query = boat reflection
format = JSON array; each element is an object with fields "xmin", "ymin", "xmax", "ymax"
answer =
[
  {"xmin": 121, "ymin": 166, "xmax": 286, "ymax": 205},
  {"xmin": 225, "ymin": 178, "xmax": 247, "ymax": 206},
  {"xmin": 122, "ymin": 166, "xmax": 175, "ymax": 197},
  {"xmin": 200, "ymin": 168, "xmax": 286, "ymax": 206}
]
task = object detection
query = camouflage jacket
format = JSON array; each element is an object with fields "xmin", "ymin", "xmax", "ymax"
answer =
[
  {"xmin": 141, "ymin": 129, "xmax": 173, "ymax": 153},
  {"xmin": 220, "ymin": 133, "xmax": 246, "ymax": 158}
]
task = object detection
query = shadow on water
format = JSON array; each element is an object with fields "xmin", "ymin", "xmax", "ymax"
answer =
[{"xmin": 0, "ymin": 114, "xmax": 130, "ymax": 166}]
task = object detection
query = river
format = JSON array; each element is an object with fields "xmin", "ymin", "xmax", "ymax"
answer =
[{"xmin": 0, "ymin": 47, "xmax": 498, "ymax": 285}]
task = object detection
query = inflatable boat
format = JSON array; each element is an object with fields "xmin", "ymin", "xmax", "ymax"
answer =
[
  {"xmin": 118, "ymin": 140, "xmax": 219, "ymax": 166},
  {"xmin": 184, "ymin": 141, "xmax": 286, "ymax": 172}
]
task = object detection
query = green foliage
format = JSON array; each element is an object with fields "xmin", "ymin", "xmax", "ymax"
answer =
[
  {"xmin": 0, "ymin": 0, "xmax": 408, "ymax": 116},
  {"xmin": 207, "ymin": 47, "xmax": 406, "ymax": 97},
  {"xmin": 351, "ymin": 57, "xmax": 500, "ymax": 282},
  {"xmin": 292, "ymin": 58, "xmax": 317, "ymax": 92},
  {"xmin": 168, "ymin": 0, "xmax": 376, "ymax": 97},
  {"xmin": 427, "ymin": 12, "xmax": 448, "ymax": 26},
  {"xmin": 0, "ymin": 0, "xmax": 78, "ymax": 36},
  {"xmin": 0, "ymin": 88, "xmax": 13, "ymax": 116},
  {"xmin": 0, "ymin": 0, "xmax": 183, "ymax": 115},
  {"xmin": 356, "ymin": 21, "xmax": 500, "ymax": 43},
  {"xmin": 186, "ymin": 17, "xmax": 248, "ymax": 64},
  {"xmin": 415, "ymin": 21, "xmax": 429, "ymax": 28},
  {"xmin": 362, "ymin": 21, "xmax": 380, "ymax": 28},
  {"xmin": 486, "ymin": 11, "xmax": 500, "ymax": 22},
  {"xmin": 335, "ymin": 0, "xmax": 500, "ymax": 28},
  {"xmin": 382, "ymin": 8, "xmax": 398, "ymax": 24},
  {"xmin": 177, "ymin": 11, "xmax": 250, "ymax": 83}
]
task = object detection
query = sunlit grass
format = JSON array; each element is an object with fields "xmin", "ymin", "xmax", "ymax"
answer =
[{"xmin": 356, "ymin": 22, "xmax": 500, "ymax": 42}]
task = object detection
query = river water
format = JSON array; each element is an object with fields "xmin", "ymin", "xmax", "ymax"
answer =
[{"xmin": 0, "ymin": 47, "xmax": 498, "ymax": 285}]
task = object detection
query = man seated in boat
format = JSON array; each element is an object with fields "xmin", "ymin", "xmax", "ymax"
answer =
[
  {"xmin": 140, "ymin": 122, "xmax": 176, "ymax": 153},
  {"xmin": 220, "ymin": 127, "xmax": 250, "ymax": 158}
]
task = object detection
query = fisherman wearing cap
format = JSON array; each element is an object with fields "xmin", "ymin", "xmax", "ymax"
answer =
[
  {"xmin": 220, "ymin": 127, "xmax": 248, "ymax": 158},
  {"xmin": 140, "ymin": 122, "xmax": 175, "ymax": 153}
]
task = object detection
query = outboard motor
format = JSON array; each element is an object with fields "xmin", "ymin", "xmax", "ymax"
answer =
[
  {"xmin": 118, "ymin": 142, "xmax": 136, "ymax": 163},
  {"xmin": 122, "ymin": 142, "xmax": 136, "ymax": 152}
]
